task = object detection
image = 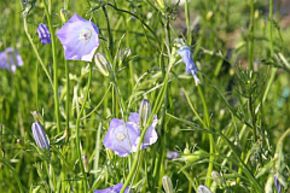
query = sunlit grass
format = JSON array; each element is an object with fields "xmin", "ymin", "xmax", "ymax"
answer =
[{"xmin": 0, "ymin": 0, "xmax": 289, "ymax": 193}]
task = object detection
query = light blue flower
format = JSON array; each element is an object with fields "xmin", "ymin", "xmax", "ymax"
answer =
[
  {"xmin": 57, "ymin": 14, "xmax": 100, "ymax": 62},
  {"xmin": 178, "ymin": 46, "xmax": 200, "ymax": 85}
]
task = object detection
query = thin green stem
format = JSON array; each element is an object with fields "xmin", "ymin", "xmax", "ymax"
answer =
[
  {"xmin": 197, "ymin": 86, "xmax": 214, "ymax": 186},
  {"xmin": 22, "ymin": 17, "xmax": 53, "ymax": 87},
  {"xmin": 185, "ymin": 0, "xmax": 191, "ymax": 45},
  {"xmin": 102, "ymin": 5, "xmax": 114, "ymax": 56},
  {"xmin": 65, "ymin": 59, "xmax": 70, "ymax": 140},
  {"xmin": 35, "ymin": 58, "xmax": 39, "ymax": 109},
  {"xmin": 43, "ymin": 0, "xmax": 61, "ymax": 133},
  {"xmin": 268, "ymin": 0, "xmax": 274, "ymax": 56},
  {"xmin": 121, "ymin": 51, "xmax": 175, "ymax": 193},
  {"xmin": 248, "ymin": 0, "xmax": 255, "ymax": 70},
  {"xmin": 120, "ymin": 126, "xmax": 147, "ymax": 193},
  {"xmin": 75, "ymin": 63, "xmax": 92, "ymax": 193},
  {"xmin": 105, "ymin": 3, "xmax": 160, "ymax": 45}
]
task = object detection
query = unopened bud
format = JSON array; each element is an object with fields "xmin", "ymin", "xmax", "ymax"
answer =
[
  {"xmin": 182, "ymin": 150, "xmax": 207, "ymax": 162},
  {"xmin": 31, "ymin": 122, "xmax": 50, "ymax": 149},
  {"xmin": 197, "ymin": 185, "xmax": 212, "ymax": 193},
  {"xmin": 139, "ymin": 99, "xmax": 151, "ymax": 127},
  {"xmin": 156, "ymin": 0, "xmax": 165, "ymax": 10},
  {"xmin": 211, "ymin": 171, "xmax": 222, "ymax": 185},
  {"xmin": 94, "ymin": 53, "xmax": 110, "ymax": 76},
  {"xmin": 118, "ymin": 48, "xmax": 132, "ymax": 61},
  {"xmin": 274, "ymin": 175, "xmax": 281, "ymax": 193},
  {"xmin": 82, "ymin": 155, "xmax": 89, "ymax": 173},
  {"xmin": 162, "ymin": 176, "xmax": 174, "ymax": 193},
  {"xmin": 166, "ymin": 151, "xmax": 180, "ymax": 160},
  {"xmin": 59, "ymin": 8, "xmax": 68, "ymax": 23},
  {"xmin": 31, "ymin": 111, "xmax": 44, "ymax": 123}
]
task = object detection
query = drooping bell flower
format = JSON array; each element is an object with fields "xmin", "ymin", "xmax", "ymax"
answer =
[
  {"xmin": 37, "ymin": 23, "xmax": 51, "ymax": 44},
  {"xmin": 31, "ymin": 122, "xmax": 50, "ymax": 149},
  {"xmin": 56, "ymin": 14, "xmax": 100, "ymax": 62},
  {"xmin": 103, "ymin": 100, "xmax": 158, "ymax": 157},
  {"xmin": 178, "ymin": 46, "xmax": 200, "ymax": 85},
  {"xmin": 94, "ymin": 183, "xmax": 130, "ymax": 193},
  {"xmin": 0, "ymin": 47, "xmax": 23, "ymax": 72}
]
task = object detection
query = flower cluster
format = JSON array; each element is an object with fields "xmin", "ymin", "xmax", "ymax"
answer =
[{"xmin": 27, "ymin": 12, "xmax": 204, "ymax": 193}]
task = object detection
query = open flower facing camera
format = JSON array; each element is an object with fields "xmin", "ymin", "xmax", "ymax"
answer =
[
  {"xmin": 103, "ymin": 100, "xmax": 158, "ymax": 157},
  {"xmin": 57, "ymin": 14, "xmax": 100, "ymax": 62}
]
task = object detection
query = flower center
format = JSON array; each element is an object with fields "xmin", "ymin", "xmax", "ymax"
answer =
[
  {"xmin": 115, "ymin": 132, "xmax": 126, "ymax": 141},
  {"xmin": 80, "ymin": 29, "xmax": 92, "ymax": 41}
]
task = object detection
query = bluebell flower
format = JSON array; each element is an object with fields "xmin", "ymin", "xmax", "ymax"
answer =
[
  {"xmin": 57, "ymin": 14, "xmax": 100, "ymax": 62},
  {"xmin": 94, "ymin": 183, "xmax": 130, "ymax": 193},
  {"xmin": 31, "ymin": 122, "xmax": 50, "ymax": 149},
  {"xmin": 178, "ymin": 46, "xmax": 200, "ymax": 85},
  {"xmin": 103, "ymin": 101, "xmax": 158, "ymax": 157},
  {"xmin": 103, "ymin": 118, "xmax": 140, "ymax": 157},
  {"xmin": 0, "ymin": 47, "xmax": 23, "ymax": 72},
  {"xmin": 37, "ymin": 23, "xmax": 51, "ymax": 44}
]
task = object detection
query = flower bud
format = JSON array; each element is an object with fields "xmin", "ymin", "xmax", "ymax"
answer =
[
  {"xmin": 82, "ymin": 155, "xmax": 89, "ymax": 173},
  {"xmin": 156, "ymin": 0, "xmax": 165, "ymax": 10},
  {"xmin": 211, "ymin": 171, "xmax": 222, "ymax": 185},
  {"xmin": 162, "ymin": 176, "xmax": 174, "ymax": 193},
  {"xmin": 139, "ymin": 99, "xmax": 151, "ymax": 127},
  {"xmin": 37, "ymin": 23, "xmax": 51, "ymax": 45},
  {"xmin": 274, "ymin": 175, "xmax": 281, "ymax": 193},
  {"xmin": 118, "ymin": 48, "xmax": 132, "ymax": 61},
  {"xmin": 31, "ymin": 111, "xmax": 44, "ymax": 123},
  {"xmin": 94, "ymin": 53, "xmax": 110, "ymax": 76},
  {"xmin": 197, "ymin": 185, "xmax": 212, "ymax": 193},
  {"xmin": 166, "ymin": 151, "xmax": 180, "ymax": 160},
  {"xmin": 31, "ymin": 122, "xmax": 50, "ymax": 149},
  {"xmin": 182, "ymin": 150, "xmax": 207, "ymax": 162}
]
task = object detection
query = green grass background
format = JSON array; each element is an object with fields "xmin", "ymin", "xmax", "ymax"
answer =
[{"xmin": 0, "ymin": 0, "xmax": 289, "ymax": 192}]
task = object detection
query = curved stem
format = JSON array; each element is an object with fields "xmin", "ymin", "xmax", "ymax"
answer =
[
  {"xmin": 43, "ymin": 0, "xmax": 61, "ymax": 133},
  {"xmin": 22, "ymin": 17, "xmax": 53, "ymax": 87},
  {"xmin": 75, "ymin": 63, "xmax": 92, "ymax": 193},
  {"xmin": 102, "ymin": 6, "xmax": 114, "ymax": 56}
]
